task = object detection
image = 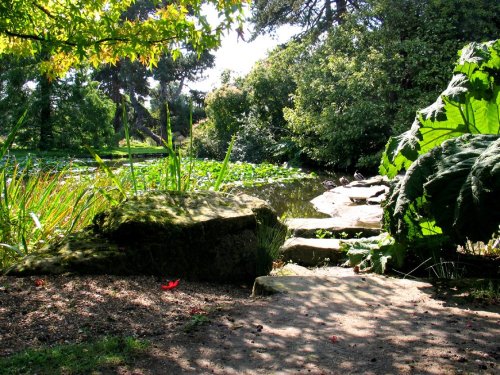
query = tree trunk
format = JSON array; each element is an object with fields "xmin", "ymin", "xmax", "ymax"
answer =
[
  {"xmin": 335, "ymin": 0, "xmax": 347, "ymax": 24},
  {"xmin": 38, "ymin": 73, "xmax": 53, "ymax": 150},
  {"xmin": 128, "ymin": 92, "xmax": 163, "ymax": 145}
]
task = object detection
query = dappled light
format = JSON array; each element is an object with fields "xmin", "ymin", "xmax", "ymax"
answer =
[{"xmin": 1, "ymin": 273, "xmax": 498, "ymax": 374}]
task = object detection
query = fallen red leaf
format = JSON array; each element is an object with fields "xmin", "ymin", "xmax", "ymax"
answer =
[
  {"xmin": 330, "ymin": 335, "xmax": 338, "ymax": 343},
  {"xmin": 34, "ymin": 279, "xmax": 45, "ymax": 287},
  {"xmin": 161, "ymin": 279, "xmax": 180, "ymax": 291}
]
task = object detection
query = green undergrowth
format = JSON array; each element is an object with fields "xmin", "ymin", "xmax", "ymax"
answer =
[
  {"xmin": 433, "ymin": 279, "xmax": 500, "ymax": 305},
  {"xmin": 7, "ymin": 144, "xmax": 167, "ymax": 160},
  {"xmin": 0, "ymin": 336, "xmax": 149, "ymax": 375}
]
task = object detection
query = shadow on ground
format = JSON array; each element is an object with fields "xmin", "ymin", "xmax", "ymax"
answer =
[{"xmin": 0, "ymin": 273, "xmax": 498, "ymax": 374}]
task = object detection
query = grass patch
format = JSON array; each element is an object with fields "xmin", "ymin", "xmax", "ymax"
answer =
[
  {"xmin": 433, "ymin": 279, "xmax": 500, "ymax": 305},
  {"xmin": 0, "ymin": 336, "xmax": 149, "ymax": 375}
]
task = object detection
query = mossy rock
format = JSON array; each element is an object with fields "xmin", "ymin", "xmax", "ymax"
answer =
[{"xmin": 7, "ymin": 191, "xmax": 284, "ymax": 283}]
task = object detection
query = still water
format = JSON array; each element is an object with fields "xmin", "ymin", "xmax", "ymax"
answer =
[{"xmin": 231, "ymin": 178, "xmax": 331, "ymax": 219}]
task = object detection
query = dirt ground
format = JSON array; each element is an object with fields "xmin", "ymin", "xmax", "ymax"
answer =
[{"xmin": 1, "ymin": 268, "xmax": 499, "ymax": 374}]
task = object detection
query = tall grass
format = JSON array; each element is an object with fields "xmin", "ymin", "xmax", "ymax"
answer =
[
  {"xmin": 89, "ymin": 100, "xmax": 234, "ymax": 194},
  {"xmin": 0, "ymin": 156, "xmax": 118, "ymax": 269}
]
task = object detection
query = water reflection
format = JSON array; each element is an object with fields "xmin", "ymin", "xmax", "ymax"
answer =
[{"xmin": 231, "ymin": 178, "xmax": 331, "ymax": 219}]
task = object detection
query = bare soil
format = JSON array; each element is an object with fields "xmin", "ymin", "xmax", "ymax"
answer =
[{"xmin": 1, "ymin": 269, "xmax": 499, "ymax": 374}]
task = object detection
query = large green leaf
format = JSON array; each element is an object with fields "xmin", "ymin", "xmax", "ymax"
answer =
[
  {"xmin": 380, "ymin": 40, "xmax": 500, "ymax": 178},
  {"xmin": 385, "ymin": 134, "xmax": 500, "ymax": 244},
  {"xmin": 453, "ymin": 136, "xmax": 500, "ymax": 241}
]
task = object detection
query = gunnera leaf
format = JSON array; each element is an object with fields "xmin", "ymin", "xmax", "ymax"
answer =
[
  {"xmin": 380, "ymin": 39, "xmax": 500, "ymax": 178},
  {"xmin": 387, "ymin": 134, "xmax": 499, "ymax": 246},
  {"xmin": 424, "ymin": 134, "xmax": 497, "ymax": 242},
  {"xmin": 453, "ymin": 136, "xmax": 500, "ymax": 241}
]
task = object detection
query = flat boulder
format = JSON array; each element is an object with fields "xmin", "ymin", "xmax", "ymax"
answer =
[
  {"xmin": 7, "ymin": 191, "xmax": 283, "ymax": 283},
  {"xmin": 310, "ymin": 179, "xmax": 389, "ymax": 228}
]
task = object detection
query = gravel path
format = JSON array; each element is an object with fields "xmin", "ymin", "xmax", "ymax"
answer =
[{"xmin": 1, "ymin": 269, "xmax": 499, "ymax": 374}]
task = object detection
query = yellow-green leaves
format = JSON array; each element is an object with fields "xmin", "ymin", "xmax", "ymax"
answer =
[{"xmin": 0, "ymin": 0, "xmax": 249, "ymax": 78}]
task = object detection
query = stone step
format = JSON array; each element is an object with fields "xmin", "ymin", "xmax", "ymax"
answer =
[
  {"xmin": 285, "ymin": 217, "xmax": 381, "ymax": 238},
  {"xmin": 280, "ymin": 237, "xmax": 379, "ymax": 266},
  {"xmin": 280, "ymin": 237, "xmax": 344, "ymax": 266},
  {"xmin": 311, "ymin": 190, "xmax": 386, "ymax": 219}
]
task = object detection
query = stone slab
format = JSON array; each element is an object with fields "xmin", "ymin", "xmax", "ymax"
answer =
[
  {"xmin": 252, "ymin": 270, "xmax": 432, "ymax": 297},
  {"xmin": 311, "ymin": 185, "xmax": 388, "ymax": 218},
  {"xmin": 285, "ymin": 217, "xmax": 381, "ymax": 238},
  {"xmin": 280, "ymin": 237, "xmax": 344, "ymax": 266}
]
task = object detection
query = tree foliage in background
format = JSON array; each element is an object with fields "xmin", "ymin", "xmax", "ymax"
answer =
[
  {"xmin": 0, "ymin": 60, "xmax": 115, "ymax": 149},
  {"xmin": 196, "ymin": 44, "xmax": 304, "ymax": 163},
  {"xmin": 284, "ymin": 25, "xmax": 391, "ymax": 169},
  {"xmin": 230, "ymin": 44, "xmax": 303, "ymax": 163},
  {"xmin": 236, "ymin": 0, "xmax": 500, "ymax": 170},
  {"xmin": 197, "ymin": 82, "xmax": 249, "ymax": 159},
  {"xmin": 0, "ymin": 0, "xmax": 247, "ymax": 149},
  {"xmin": 250, "ymin": 0, "xmax": 356, "ymax": 37}
]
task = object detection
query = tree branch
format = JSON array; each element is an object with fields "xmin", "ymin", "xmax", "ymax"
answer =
[
  {"xmin": 32, "ymin": 2, "xmax": 56, "ymax": 19},
  {"xmin": 1, "ymin": 28, "xmax": 176, "ymax": 49}
]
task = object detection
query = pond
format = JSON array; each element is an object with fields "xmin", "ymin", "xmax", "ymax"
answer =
[{"xmin": 231, "ymin": 177, "xmax": 331, "ymax": 219}]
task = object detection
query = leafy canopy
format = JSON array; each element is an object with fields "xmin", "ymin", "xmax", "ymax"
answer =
[
  {"xmin": 0, "ymin": 0, "xmax": 248, "ymax": 78},
  {"xmin": 380, "ymin": 39, "xmax": 500, "ymax": 178}
]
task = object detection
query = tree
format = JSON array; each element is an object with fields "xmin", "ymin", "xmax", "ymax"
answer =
[
  {"xmin": 247, "ymin": 0, "xmax": 499, "ymax": 170},
  {"xmin": 204, "ymin": 83, "xmax": 249, "ymax": 157},
  {"xmin": 1, "ymin": 0, "xmax": 248, "ymax": 149},
  {"xmin": 0, "ymin": 59, "xmax": 115, "ymax": 149},
  {"xmin": 284, "ymin": 24, "xmax": 391, "ymax": 169},
  {"xmin": 151, "ymin": 49, "xmax": 215, "ymax": 136},
  {"xmin": 230, "ymin": 43, "xmax": 303, "ymax": 163},
  {"xmin": 0, "ymin": 0, "xmax": 248, "ymax": 78},
  {"xmin": 250, "ymin": 0, "xmax": 359, "ymax": 37}
]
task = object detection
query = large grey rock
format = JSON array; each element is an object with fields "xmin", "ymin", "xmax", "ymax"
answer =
[
  {"xmin": 309, "ymin": 180, "xmax": 388, "ymax": 231},
  {"xmin": 7, "ymin": 191, "xmax": 283, "ymax": 283}
]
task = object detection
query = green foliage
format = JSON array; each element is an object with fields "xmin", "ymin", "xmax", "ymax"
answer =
[
  {"xmin": 249, "ymin": 0, "xmax": 348, "ymax": 37},
  {"xmin": 0, "ymin": 64, "xmax": 115, "ymax": 150},
  {"xmin": 234, "ymin": 44, "xmax": 302, "ymax": 163},
  {"xmin": 384, "ymin": 134, "xmax": 500, "ymax": 246},
  {"xmin": 381, "ymin": 40, "xmax": 500, "ymax": 178},
  {"xmin": 0, "ymin": 336, "xmax": 148, "ymax": 375},
  {"xmin": 256, "ymin": 222, "xmax": 287, "ymax": 276},
  {"xmin": 284, "ymin": 26, "xmax": 392, "ymax": 169},
  {"xmin": 203, "ymin": 84, "xmax": 249, "ymax": 157},
  {"xmin": 200, "ymin": 44, "xmax": 303, "ymax": 164},
  {"xmin": 343, "ymin": 233, "xmax": 406, "ymax": 274},
  {"xmin": 0, "ymin": 155, "xmax": 118, "ymax": 269},
  {"xmin": 239, "ymin": 1, "xmax": 500, "ymax": 169},
  {"xmin": 52, "ymin": 72, "xmax": 115, "ymax": 149},
  {"xmin": 134, "ymin": 157, "xmax": 313, "ymax": 192},
  {"xmin": 469, "ymin": 280, "xmax": 500, "ymax": 304},
  {"xmin": 183, "ymin": 314, "xmax": 210, "ymax": 333},
  {"xmin": 0, "ymin": 0, "xmax": 248, "ymax": 78},
  {"xmin": 379, "ymin": 39, "xmax": 500, "ymax": 271}
]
